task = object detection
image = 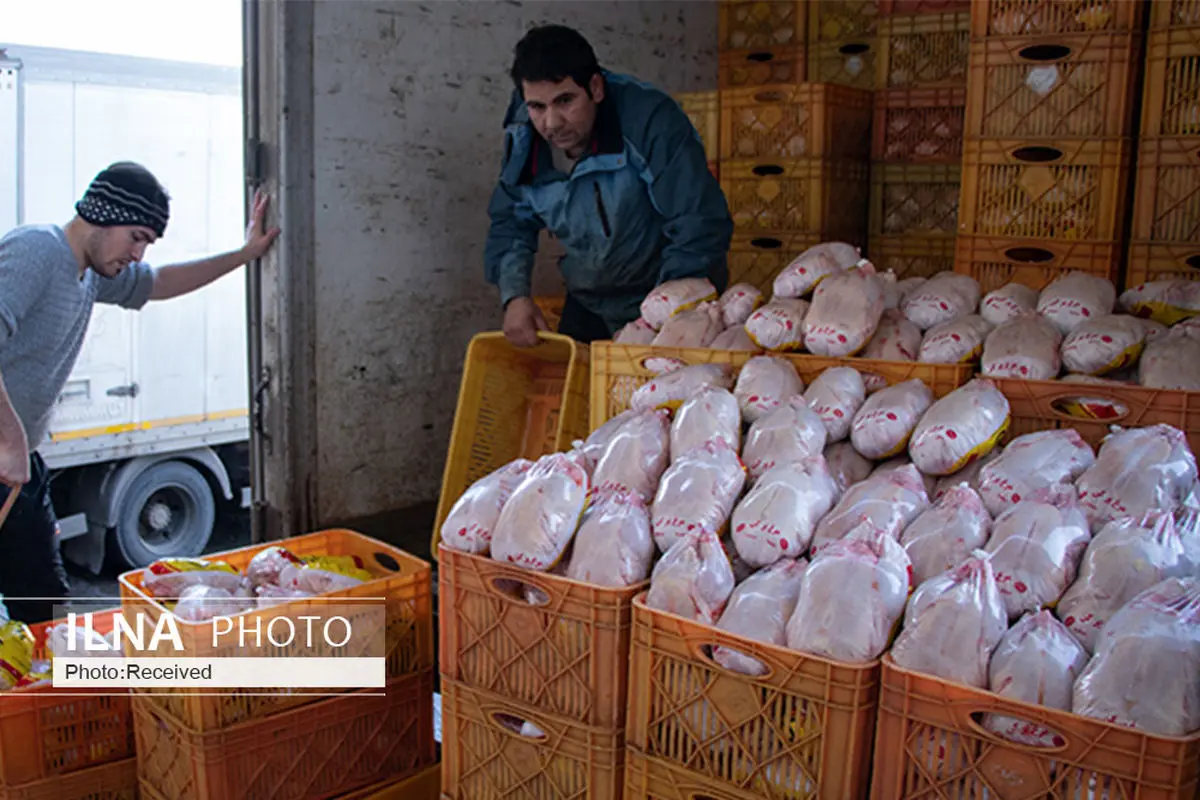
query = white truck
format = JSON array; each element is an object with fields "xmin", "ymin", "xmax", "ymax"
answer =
[{"xmin": 0, "ymin": 43, "xmax": 250, "ymax": 571}]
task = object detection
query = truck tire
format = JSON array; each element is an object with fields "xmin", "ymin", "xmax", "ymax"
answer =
[{"xmin": 110, "ymin": 460, "xmax": 217, "ymax": 569}]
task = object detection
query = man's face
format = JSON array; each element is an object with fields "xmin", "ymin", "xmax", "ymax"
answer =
[
  {"xmin": 88, "ymin": 225, "xmax": 157, "ymax": 279},
  {"xmin": 521, "ymin": 74, "xmax": 604, "ymax": 157}
]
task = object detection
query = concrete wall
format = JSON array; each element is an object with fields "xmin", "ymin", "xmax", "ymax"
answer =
[{"xmin": 297, "ymin": 1, "xmax": 717, "ymax": 523}]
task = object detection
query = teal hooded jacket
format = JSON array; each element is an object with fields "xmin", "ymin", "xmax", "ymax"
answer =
[{"xmin": 483, "ymin": 71, "xmax": 733, "ymax": 333}]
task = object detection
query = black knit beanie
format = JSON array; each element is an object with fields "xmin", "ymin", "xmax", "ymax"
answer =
[{"xmin": 75, "ymin": 161, "xmax": 170, "ymax": 238}]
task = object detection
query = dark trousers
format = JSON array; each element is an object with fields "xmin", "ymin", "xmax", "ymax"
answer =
[
  {"xmin": 557, "ymin": 295, "xmax": 616, "ymax": 344},
  {"xmin": 0, "ymin": 453, "xmax": 71, "ymax": 624}
]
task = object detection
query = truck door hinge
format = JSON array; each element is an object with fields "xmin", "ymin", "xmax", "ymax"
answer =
[
  {"xmin": 252, "ymin": 366, "xmax": 271, "ymax": 440},
  {"xmin": 245, "ymin": 138, "xmax": 267, "ymax": 187}
]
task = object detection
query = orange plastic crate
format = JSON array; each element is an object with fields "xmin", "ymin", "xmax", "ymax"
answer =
[
  {"xmin": 718, "ymin": 0, "xmax": 807, "ymax": 51},
  {"xmin": 1130, "ymin": 137, "xmax": 1200, "ymax": 245},
  {"xmin": 674, "ymin": 90, "xmax": 719, "ymax": 164},
  {"xmin": 871, "ymin": 86, "xmax": 966, "ymax": 163},
  {"xmin": 878, "ymin": 0, "xmax": 969, "ymax": 13},
  {"xmin": 437, "ymin": 545, "xmax": 641, "ymax": 731},
  {"xmin": 625, "ymin": 752, "xmax": 775, "ymax": 800},
  {"xmin": 1150, "ymin": 0, "xmax": 1200, "ymax": 29},
  {"xmin": 134, "ymin": 670, "xmax": 435, "ymax": 800},
  {"xmin": 0, "ymin": 611, "xmax": 133, "ymax": 787},
  {"xmin": 1140, "ymin": 26, "xmax": 1200, "ymax": 138},
  {"xmin": 876, "ymin": 11, "xmax": 970, "ymax": 90},
  {"xmin": 958, "ymin": 137, "xmax": 1135, "ymax": 242},
  {"xmin": 727, "ymin": 231, "xmax": 829, "ymax": 295},
  {"xmin": 969, "ymin": 0, "xmax": 1148, "ymax": 37},
  {"xmin": 808, "ymin": 39, "xmax": 879, "ymax": 90},
  {"xmin": 1125, "ymin": 241, "xmax": 1200, "ymax": 289},
  {"xmin": 337, "ymin": 763, "xmax": 439, "ymax": 800},
  {"xmin": 718, "ymin": 46, "xmax": 806, "ymax": 88},
  {"xmin": 0, "ymin": 758, "xmax": 137, "ymax": 800},
  {"xmin": 868, "ymin": 233, "xmax": 957, "ymax": 280},
  {"xmin": 718, "ymin": 83, "xmax": 873, "ymax": 161},
  {"xmin": 626, "ymin": 595, "xmax": 880, "ymax": 799},
  {"xmin": 870, "ymin": 656, "xmax": 1200, "ymax": 800},
  {"xmin": 953, "ymin": 235, "xmax": 1122, "ymax": 293},
  {"xmin": 964, "ymin": 32, "xmax": 1144, "ymax": 140},
  {"xmin": 118, "ymin": 529, "xmax": 433, "ymax": 731},
  {"xmin": 809, "ymin": 0, "xmax": 880, "ymax": 42},
  {"xmin": 440, "ymin": 679, "xmax": 623, "ymax": 800},
  {"xmin": 532, "ymin": 296, "xmax": 564, "ymax": 333},
  {"xmin": 869, "ymin": 162, "xmax": 961, "ymax": 237},
  {"xmin": 722, "ymin": 157, "xmax": 870, "ymax": 236}
]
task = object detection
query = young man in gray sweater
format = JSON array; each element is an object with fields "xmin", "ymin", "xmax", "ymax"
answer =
[{"xmin": 0, "ymin": 161, "xmax": 279, "ymax": 623}]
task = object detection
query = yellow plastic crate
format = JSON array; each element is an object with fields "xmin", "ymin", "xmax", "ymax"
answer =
[{"xmin": 336, "ymin": 763, "xmax": 440, "ymax": 799}]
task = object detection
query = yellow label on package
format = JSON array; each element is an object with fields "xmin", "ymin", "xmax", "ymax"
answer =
[
  {"xmin": 944, "ymin": 417, "xmax": 1010, "ymax": 474},
  {"xmin": 1097, "ymin": 341, "xmax": 1144, "ymax": 375},
  {"xmin": 148, "ymin": 558, "xmax": 238, "ymax": 577},
  {"xmin": 1130, "ymin": 301, "xmax": 1200, "ymax": 327},
  {"xmin": 302, "ymin": 555, "xmax": 372, "ymax": 583},
  {"xmin": 0, "ymin": 621, "xmax": 35, "ymax": 689}
]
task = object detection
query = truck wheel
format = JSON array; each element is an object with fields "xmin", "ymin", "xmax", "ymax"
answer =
[{"xmin": 110, "ymin": 460, "xmax": 217, "ymax": 569}]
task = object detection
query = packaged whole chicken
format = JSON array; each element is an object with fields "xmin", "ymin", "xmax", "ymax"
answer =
[
  {"xmin": 645, "ymin": 530, "xmax": 736, "ymax": 624},
  {"xmin": 901, "ymin": 484, "xmax": 992, "ymax": 586},
  {"xmin": 613, "ymin": 318, "xmax": 657, "ymax": 345},
  {"xmin": 786, "ymin": 524, "xmax": 912, "ymax": 663},
  {"xmin": 1118, "ymin": 279, "xmax": 1200, "ymax": 326},
  {"xmin": 931, "ymin": 447, "xmax": 1001, "ymax": 501},
  {"xmin": 490, "ymin": 452, "xmax": 589, "ymax": 571},
  {"xmin": 1060, "ymin": 314, "xmax": 1146, "ymax": 376},
  {"xmin": 566, "ymin": 488, "xmax": 655, "ymax": 588},
  {"xmin": 984, "ymin": 610, "xmax": 1090, "ymax": 747},
  {"xmin": 651, "ymin": 302, "xmax": 725, "ymax": 348},
  {"xmin": 908, "ymin": 379, "xmax": 1010, "ymax": 476},
  {"xmin": 1036, "ymin": 272, "xmax": 1117, "ymax": 335},
  {"xmin": 641, "ymin": 278, "xmax": 719, "ymax": 329},
  {"xmin": 803, "ymin": 367, "xmax": 866, "ymax": 443},
  {"xmin": 861, "ymin": 309, "xmax": 922, "ymax": 371},
  {"xmin": 981, "ymin": 313, "xmax": 1063, "ymax": 380},
  {"xmin": 278, "ymin": 555, "xmax": 372, "ymax": 594},
  {"xmin": 1138, "ymin": 317, "xmax": 1170, "ymax": 343},
  {"xmin": 977, "ymin": 429, "xmax": 1095, "ymax": 517},
  {"xmin": 720, "ymin": 534, "xmax": 757, "ymax": 584},
  {"xmin": 980, "ymin": 283, "xmax": 1039, "ymax": 326},
  {"xmin": 810, "ymin": 463, "xmax": 930, "ymax": 552},
  {"xmin": 849, "ymin": 378, "xmax": 934, "ymax": 460},
  {"xmin": 893, "ymin": 276, "xmax": 928, "ymax": 307},
  {"xmin": 772, "ymin": 242, "xmax": 860, "ymax": 298},
  {"xmin": 245, "ymin": 545, "xmax": 304, "ymax": 588},
  {"xmin": 1177, "ymin": 507, "xmax": 1200, "ymax": 574},
  {"xmin": 1056, "ymin": 510, "xmax": 1188, "ymax": 653},
  {"xmin": 731, "ymin": 456, "xmax": 840, "ymax": 567},
  {"xmin": 592, "ymin": 409, "xmax": 670, "ymax": 501},
  {"xmin": 872, "ymin": 456, "xmax": 937, "ymax": 499},
  {"xmin": 1075, "ymin": 424, "xmax": 1198, "ymax": 533},
  {"xmin": 802, "ymin": 264, "xmax": 886, "ymax": 357},
  {"xmin": 173, "ymin": 584, "xmax": 254, "ymax": 622},
  {"xmin": 891, "ymin": 550, "xmax": 1008, "ymax": 688},
  {"xmin": 719, "ymin": 282, "xmax": 764, "ymax": 327},
  {"xmin": 712, "ymin": 558, "xmax": 809, "ymax": 676},
  {"xmin": 823, "ymin": 441, "xmax": 874, "ymax": 494},
  {"xmin": 1139, "ymin": 327, "xmax": 1200, "ymax": 390},
  {"xmin": 576, "ymin": 410, "xmax": 637, "ymax": 467},
  {"xmin": 0, "ymin": 621, "xmax": 34, "ymax": 690},
  {"xmin": 439, "ymin": 459, "xmax": 534, "ymax": 554},
  {"xmin": 744, "ymin": 298, "xmax": 809, "ymax": 352},
  {"xmin": 985, "ymin": 484, "xmax": 1091, "ymax": 620},
  {"xmin": 709, "ymin": 325, "xmax": 760, "ymax": 352},
  {"xmin": 918, "ymin": 315, "xmax": 994, "ymax": 364},
  {"xmin": 733, "ymin": 355, "xmax": 805, "ymax": 424},
  {"xmin": 46, "ymin": 620, "xmax": 121, "ymax": 660},
  {"xmin": 1072, "ymin": 576, "xmax": 1200, "ymax": 737},
  {"xmin": 645, "ymin": 356, "xmax": 687, "ymax": 375},
  {"xmin": 901, "ymin": 272, "xmax": 981, "ymax": 331},
  {"xmin": 671, "ymin": 386, "xmax": 741, "ymax": 461},
  {"xmin": 741, "ymin": 395, "xmax": 828, "ymax": 482},
  {"xmin": 651, "ymin": 438, "xmax": 747, "ymax": 552},
  {"xmin": 143, "ymin": 558, "xmax": 246, "ymax": 598},
  {"xmin": 630, "ymin": 363, "xmax": 734, "ymax": 412}
]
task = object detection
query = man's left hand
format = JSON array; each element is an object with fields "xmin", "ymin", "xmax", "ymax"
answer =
[{"xmin": 241, "ymin": 189, "xmax": 282, "ymax": 262}]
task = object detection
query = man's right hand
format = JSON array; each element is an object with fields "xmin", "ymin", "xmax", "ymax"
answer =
[{"xmin": 503, "ymin": 297, "xmax": 550, "ymax": 348}]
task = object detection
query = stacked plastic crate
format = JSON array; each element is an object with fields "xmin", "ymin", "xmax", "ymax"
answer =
[
  {"xmin": 954, "ymin": 0, "xmax": 1147, "ymax": 293},
  {"xmin": 1126, "ymin": 0, "xmax": 1200, "ymax": 288},
  {"xmin": 869, "ymin": 1, "xmax": 970, "ymax": 279}
]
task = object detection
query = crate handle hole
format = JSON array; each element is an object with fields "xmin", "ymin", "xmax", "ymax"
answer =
[
  {"xmin": 1018, "ymin": 43, "xmax": 1072, "ymax": 62},
  {"xmin": 752, "ymin": 90, "xmax": 785, "ymax": 103},
  {"xmin": 1003, "ymin": 246, "xmax": 1056, "ymax": 264},
  {"xmin": 491, "ymin": 712, "xmax": 548, "ymax": 740},
  {"xmin": 839, "ymin": 42, "xmax": 871, "ymax": 55},
  {"xmin": 750, "ymin": 237, "xmax": 783, "ymax": 250},
  {"xmin": 693, "ymin": 642, "xmax": 773, "ymax": 680},
  {"xmin": 746, "ymin": 51, "xmax": 776, "ymax": 63},
  {"xmin": 489, "ymin": 577, "xmax": 551, "ymax": 606},
  {"xmin": 751, "ymin": 164, "xmax": 785, "ymax": 177},
  {"xmin": 1050, "ymin": 396, "xmax": 1129, "ymax": 422},
  {"xmin": 967, "ymin": 711, "xmax": 1069, "ymax": 751},
  {"xmin": 1011, "ymin": 145, "xmax": 1063, "ymax": 163},
  {"xmin": 1187, "ymin": 255, "xmax": 1200, "ymax": 270},
  {"xmin": 372, "ymin": 552, "xmax": 400, "ymax": 572}
]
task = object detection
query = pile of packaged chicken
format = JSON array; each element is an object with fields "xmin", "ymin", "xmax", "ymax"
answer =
[{"xmin": 611, "ymin": 242, "xmax": 1200, "ymax": 392}]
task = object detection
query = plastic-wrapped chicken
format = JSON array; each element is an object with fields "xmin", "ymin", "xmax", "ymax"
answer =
[
  {"xmin": 731, "ymin": 456, "xmax": 840, "ymax": 567},
  {"xmin": 256, "ymin": 584, "xmax": 317, "ymax": 609},
  {"xmin": 733, "ymin": 356, "xmax": 805, "ymax": 425},
  {"xmin": 891, "ymin": 550, "xmax": 1008, "ymax": 688},
  {"xmin": 592, "ymin": 409, "xmax": 670, "ymax": 502},
  {"xmin": 720, "ymin": 534, "xmax": 757, "ymax": 584},
  {"xmin": 984, "ymin": 610, "xmax": 1090, "ymax": 747},
  {"xmin": 849, "ymin": 378, "xmax": 934, "ymax": 460},
  {"xmin": 744, "ymin": 298, "xmax": 809, "ymax": 352},
  {"xmin": 1037, "ymin": 272, "xmax": 1117, "ymax": 335},
  {"xmin": 566, "ymin": 488, "xmax": 655, "ymax": 588},
  {"xmin": 47, "ymin": 620, "xmax": 122, "ymax": 659},
  {"xmin": 1138, "ymin": 317, "xmax": 1170, "ymax": 344},
  {"xmin": 576, "ymin": 410, "xmax": 637, "ymax": 467},
  {"xmin": 772, "ymin": 242, "xmax": 859, "ymax": 298},
  {"xmin": 901, "ymin": 484, "xmax": 992, "ymax": 586},
  {"xmin": 901, "ymin": 272, "xmax": 981, "ymax": 331},
  {"xmin": 741, "ymin": 396, "xmax": 828, "ymax": 482},
  {"xmin": 710, "ymin": 326, "xmax": 760, "ymax": 352},
  {"xmin": 671, "ymin": 386, "xmax": 741, "ymax": 462},
  {"xmin": 1118, "ymin": 279, "xmax": 1200, "ymax": 326},
  {"xmin": 630, "ymin": 363, "xmax": 734, "ymax": 412},
  {"xmin": 803, "ymin": 367, "xmax": 866, "ymax": 443},
  {"xmin": 893, "ymin": 276, "xmax": 928, "ymax": 308},
  {"xmin": 279, "ymin": 555, "xmax": 372, "ymax": 594},
  {"xmin": 719, "ymin": 283, "xmax": 764, "ymax": 327},
  {"xmin": 1076, "ymin": 424, "xmax": 1198, "ymax": 533},
  {"xmin": 1072, "ymin": 577, "xmax": 1200, "ymax": 737},
  {"xmin": 651, "ymin": 438, "xmax": 747, "ymax": 552},
  {"xmin": 245, "ymin": 545, "xmax": 304, "ymax": 588},
  {"xmin": 931, "ymin": 446, "xmax": 1001, "ymax": 501},
  {"xmin": 977, "ymin": 429, "xmax": 1095, "ymax": 517},
  {"xmin": 641, "ymin": 278, "xmax": 719, "ymax": 330},
  {"xmin": 645, "ymin": 530, "xmax": 736, "ymax": 624},
  {"xmin": 823, "ymin": 441, "xmax": 874, "ymax": 494},
  {"xmin": 811, "ymin": 463, "xmax": 930, "ymax": 552},
  {"xmin": 872, "ymin": 457, "xmax": 936, "ymax": 498},
  {"xmin": 143, "ymin": 558, "xmax": 246, "ymax": 598},
  {"xmin": 613, "ymin": 318, "xmax": 657, "ymax": 345},
  {"xmin": 980, "ymin": 283, "xmax": 1039, "ymax": 326},
  {"xmin": 0, "ymin": 621, "xmax": 34, "ymax": 690},
  {"xmin": 173, "ymin": 584, "xmax": 254, "ymax": 622},
  {"xmin": 981, "ymin": 313, "xmax": 1063, "ymax": 380},
  {"xmin": 917, "ymin": 315, "xmax": 994, "ymax": 364},
  {"xmin": 1178, "ymin": 317, "xmax": 1200, "ymax": 335},
  {"xmin": 645, "ymin": 356, "xmax": 687, "ymax": 375},
  {"xmin": 1057, "ymin": 510, "xmax": 1188, "ymax": 653},
  {"xmin": 985, "ymin": 484, "xmax": 1091, "ymax": 620},
  {"xmin": 1176, "ymin": 507, "xmax": 1200, "ymax": 575},
  {"xmin": 1060, "ymin": 315, "xmax": 1146, "ymax": 376},
  {"xmin": 786, "ymin": 525, "xmax": 912, "ymax": 663},
  {"xmin": 491, "ymin": 452, "xmax": 589, "ymax": 571},
  {"xmin": 1139, "ymin": 328, "xmax": 1200, "ymax": 390},
  {"xmin": 439, "ymin": 459, "xmax": 535, "ymax": 554},
  {"xmin": 860, "ymin": 311, "xmax": 923, "ymax": 389},
  {"xmin": 803, "ymin": 263, "xmax": 886, "ymax": 357},
  {"xmin": 712, "ymin": 558, "xmax": 809, "ymax": 676},
  {"xmin": 652, "ymin": 302, "xmax": 725, "ymax": 348},
  {"xmin": 908, "ymin": 379, "xmax": 1009, "ymax": 476}
]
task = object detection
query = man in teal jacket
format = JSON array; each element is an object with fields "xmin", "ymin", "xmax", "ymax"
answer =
[{"xmin": 485, "ymin": 25, "xmax": 733, "ymax": 345}]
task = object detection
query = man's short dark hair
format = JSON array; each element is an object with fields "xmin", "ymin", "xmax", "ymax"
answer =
[{"xmin": 509, "ymin": 25, "xmax": 601, "ymax": 94}]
